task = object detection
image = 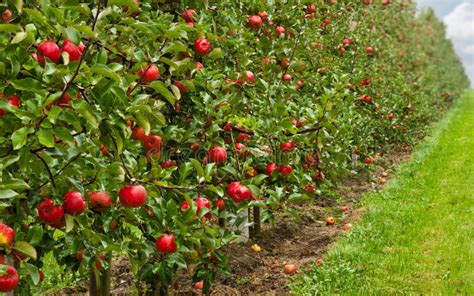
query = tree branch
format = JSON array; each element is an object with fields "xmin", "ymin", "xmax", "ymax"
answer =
[{"xmin": 32, "ymin": 151, "xmax": 56, "ymax": 188}]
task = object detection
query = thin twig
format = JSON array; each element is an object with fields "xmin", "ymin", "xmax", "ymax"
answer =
[
  {"xmin": 59, "ymin": 1, "xmax": 103, "ymax": 100},
  {"xmin": 32, "ymin": 151, "xmax": 56, "ymax": 188}
]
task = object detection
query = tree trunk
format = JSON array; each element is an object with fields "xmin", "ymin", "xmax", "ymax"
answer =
[
  {"xmin": 100, "ymin": 253, "xmax": 113, "ymax": 296},
  {"xmin": 253, "ymin": 206, "xmax": 261, "ymax": 236},
  {"xmin": 89, "ymin": 269, "xmax": 102, "ymax": 295}
]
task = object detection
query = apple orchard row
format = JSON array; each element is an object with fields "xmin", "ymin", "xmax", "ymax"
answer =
[{"xmin": 0, "ymin": 0, "xmax": 469, "ymax": 293}]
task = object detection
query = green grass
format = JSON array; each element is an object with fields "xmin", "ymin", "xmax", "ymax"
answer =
[{"xmin": 292, "ymin": 90, "xmax": 474, "ymax": 295}]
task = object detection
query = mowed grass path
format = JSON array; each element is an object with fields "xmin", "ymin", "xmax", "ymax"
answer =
[{"xmin": 292, "ymin": 91, "xmax": 474, "ymax": 295}]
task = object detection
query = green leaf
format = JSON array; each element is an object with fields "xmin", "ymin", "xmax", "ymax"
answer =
[
  {"xmin": 25, "ymin": 263, "xmax": 40, "ymax": 285},
  {"xmin": 178, "ymin": 162, "xmax": 193, "ymax": 184},
  {"xmin": 0, "ymin": 24, "xmax": 21, "ymax": 33},
  {"xmin": 54, "ymin": 127, "xmax": 74, "ymax": 143},
  {"xmin": 65, "ymin": 26, "xmax": 80, "ymax": 44},
  {"xmin": 91, "ymin": 64, "xmax": 121, "ymax": 82},
  {"xmin": 26, "ymin": 225, "xmax": 44, "ymax": 246},
  {"xmin": 14, "ymin": 0, "xmax": 24, "ymax": 13},
  {"xmin": 170, "ymin": 84, "xmax": 181, "ymax": 101},
  {"xmin": 72, "ymin": 100, "xmax": 100, "ymax": 128},
  {"xmin": 0, "ymin": 190, "xmax": 18, "ymax": 199},
  {"xmin": 10, "ymin": 78, "xmax": 44, "ymax": 94},
  {"xmin": 65, "ymin": 214, "xmax": 74, "ymax": 233},
  {"xmin": 38, "ymin": 129, "xmax": 55, "ymax": 148},
  {"xmin": 191, "ymin": 158, "xmax": 205, "ymax": 179},
  {"xmin": 0, "ymin": 155, "xmax": 20, "ymax": 170},
  {"xmin": 150, "ymin": 81, "xmax": 176, "ymax": 106},
  {"xmin": 0, "ymin": 265, "xmax": 6, "ymax": 275},
  {"xmin": 11, "ymin": 32, "xmax": 28, "ymax": 44},
  {"xmin": 12, "ymin": 241, "xmax": 37, "ymax": 260},
  {"xmin": 0, "ymin": 179, "xmax": 30, "ymax": 190},
  {"xmin": 135, "ymin": 113, "xmax": 151, "ymax": 134},
  {"xmin": 166, "ymin": 199, "xmax": 178, "ymax": 219},
  {"xmin": 11, "ymin": 127, "xmax": 34, "ymax": 150}
]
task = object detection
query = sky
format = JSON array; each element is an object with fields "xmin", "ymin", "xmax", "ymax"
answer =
[{"xmin": 417, "ymin": 0, "xmax": 474, "ymax": 86}]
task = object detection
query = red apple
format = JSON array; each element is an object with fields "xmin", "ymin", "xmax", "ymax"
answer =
[
  {"xmin": 284, "ymin": 264, "xmax": 297, "ymax": 274},
  {"xmin": 245, "ymin": 168, "xmax": 258, "ymax": 178},
  {"xmin": 180, "ymin": 200, "xmax": 190, "ymax": 211},
  {"xmin": 258, "ymin": 11, "xmax": 268, "ymax": 21},
  {"xmin": 366, "ymin": 46, "xmax": 374, "ymax": 54},
  {"xmin": 181, "ymin": 9, "xmax": 196, "ymax": 22},
  {"xmin": 137, "ymin": 64, "xmax": 159, "ymax": 84},
  {"xmin": 364, "ymin": 156, "xmax": 373, "ymax": 164},
  {"xmin": 276, "ymin": 26, "xmax": 286, "ymax": 35},
  {"xmin": 359, "ymin": 95, "xmax": 372, "ymax": 103},
  {"xmin": 226, "ymin": 182, "xmax": 253, "ymax": 202},
  {"xmin": 326, "ymin": 216, "xmax": 335, "ymax": 225},
  {"xmin": 62, "ymin": 38, "xmax": 85, "ymax": 61},
  {"xmin": 160, "ymin": 159, "xmax": 176, "ymax": 169},
  {"xmin": 63, "ymin": 191, "xmax": 86, "ymax": 215},
  {"xmin": 89, "ymin": 192, "xmax": 112, "ymax": 212},
  {"xmin": 131, "ymin": 126, "xmax": 147, "ymax": 141},
  {"xmin": 213, "ymin": 199, "xmax": 225, "ymax": 210},
  {"xmin": 343, "ymin": 38, "xmax": 352, "ymax": 46},
  {"xmin": 388, "ymin": 113, "xmax": 395, "ymax": 120},
  {"xmin": 75, "ymin": 250, "xmax": 84, "ymax": 261},
  {"xmin": 144, "ymin": 134, "xmax": 163, "ymax": 151},
  {"xmin": 278, "ymin": 58, "xmax": 289, "ymax": 69},
  {"xmin": 195, "ymin": 61, "xmax": 204, "ymax": 70},
  {"xmin": 194, "ymin": 38, "xmax": 211, "ymax": 56},
  {"xmin": 0, "ymin": 265, "xmax": 19, "ymax": 292},
  {"xmin": 280, "ymin": 141, "xmax": 295, "ymax": 152},
  {"xmin": 279, "ymin": 165, "xmax": 292, "ymax": 177},
  {"xmin": 266, "ymin": 163, "xmax": 279, "ymax": 175},
  {"xmin": 364, "ymin": 0, "xmax": 371, "ymax": 5},
  {"xmin": 243, "ymin": 71, "xmax": 254, "ymax": 83},
  {"xmin": 0, "ymin": 256, "xmax": 4, "ymax": 264},
  {"xmin": 343, "ymin": 223, "xmax": 352, "ymax": 230},
  {"xmin": 195, "ymin": 197, "xmax": 211, "ymax": 214},
  {"xmin": 223, "ymin": 122, "xmax": 233, "ymax": 132},
  {"xmin": 194, "ymin": 281, "xmax": 204, "ymax": 289},
  {"xmin": 248, "ymin": 15, "xmax": 263, "ymax": 28},
  {"xmin": 37, "ymin": 41, "xmax": 61, "ymax": 64},
  {"xmin": 282, "ymin": 74, "xmax": 292, "ymax": 81},
  {"xmin": 338, "ymin": 45, "xmax": 346, "ymax": 53},
  {"xmin": 95, "ymin": 254, "xmax": 106, "ymax": 270},
  {"xmin": 341, "ymin": 206, "xmax": 350, "ymax": 213},
  {"xmin": 37, "ymin": 199, "xmax": 64, "ymax": 224},
  {"xmin": 296, "ymin": 80, "xmax": 304, "ymax": 89},
  {"xmin": 235, "ymin": 143, "xmax": 249, "ymax": 157},
  {"xmin": 208, "ymin": 146, "xmax": 227, "ymax": 164},
  {"xmin": 119, "ymin": 185, "xmax": 147, "ymax": 208},
  {"xmin": 49, "ymin": 217, "xmax": 65, "ymax": 229},
  {"xmin": 173, "ymin": 81, "xmax": 188, "ymax": 94},
  {"xmin": 100, "ymin": 144, "xmax": 108, "ymax": 155},
  {"xmin": 316, "ymin": 258, "xmax": 323, "ymax": 265},
  {"xmin": 236, "ymin": 133, "xmax": 251, "ymax": 142},
  {"xmin": 304, "ymin": 184, "xmax": 316, "ymax": 192},
  {"xmin": 156, "ymin": 234, "xmax": 177, "ymax": 253},
  {"xmin": 307, "ymin": 4, "xmax": 316, "ymax": 13},
  {"xmin": 0, "ymin": 223, "xmax": 14, "ymax": 246},
  {"xmin": 191, "ymin": 143, "xmax": 201, "ymax": 151},
  {"xmin": 1, "ymin": 9, "xmax": 12, "ymax": 22}
]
